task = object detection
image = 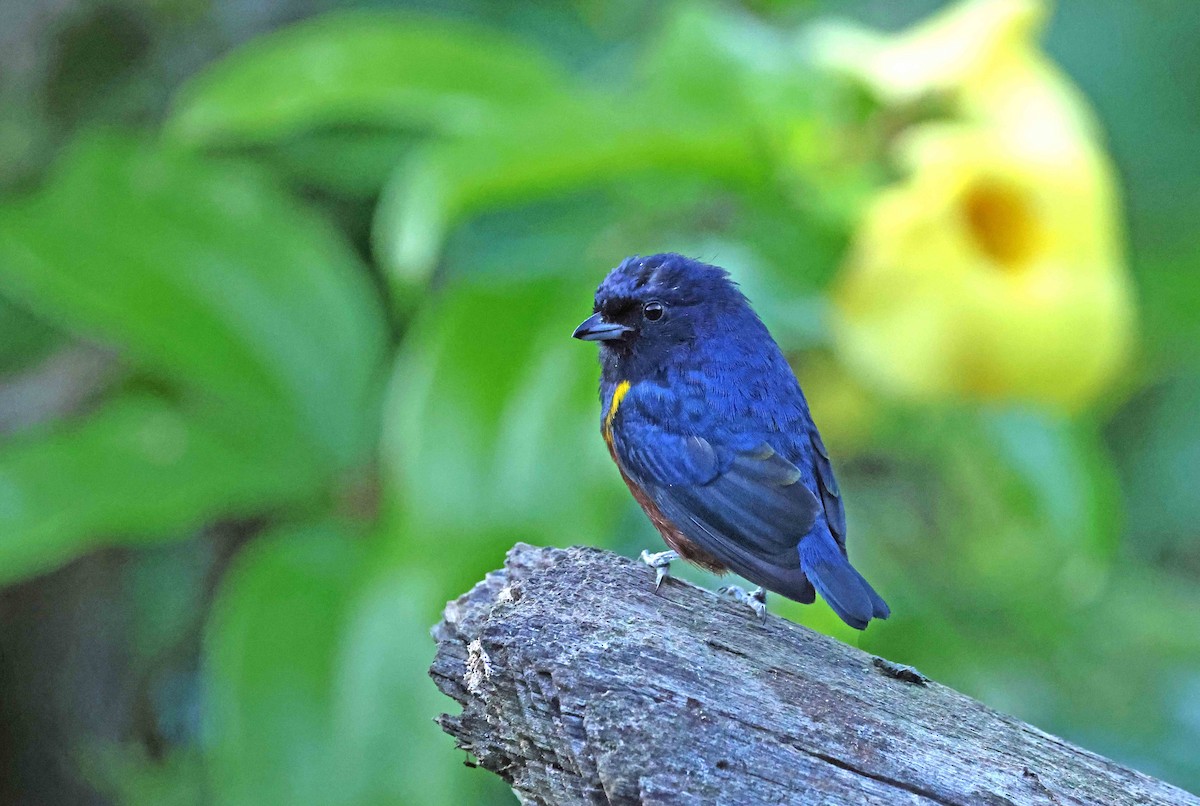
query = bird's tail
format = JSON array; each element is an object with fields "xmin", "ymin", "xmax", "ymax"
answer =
[{"xmin": 800, "ymin": 531, "xmax": 890, "ymax": 630}]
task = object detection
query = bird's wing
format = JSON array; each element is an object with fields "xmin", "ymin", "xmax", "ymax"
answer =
[
  {"xmin": 809, "ymin": 429, "xmax": 847, "ymax": 554},
  {"xmin": 613, "ymin": 417, "xmax": 821, "ymax": 579}
]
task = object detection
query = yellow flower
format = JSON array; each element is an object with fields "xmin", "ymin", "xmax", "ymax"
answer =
[
  {"xmin": 815, "ymin": 0, "xmax": 1134, "ymax": 408},
  {"xmin": 810, "ymin": 0, "xmax": 1094, "ymax": 140},
  {"xmin": 834, "ymin": 122, "xmax": 1131, "ymax": 407}
]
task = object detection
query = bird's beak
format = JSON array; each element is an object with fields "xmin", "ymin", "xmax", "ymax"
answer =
[{"xmin": 572, "ymin": 312, "xmax": 632, "ymax": 342}]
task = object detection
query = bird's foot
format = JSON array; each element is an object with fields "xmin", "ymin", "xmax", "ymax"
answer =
[
  {"xmin": 639, "ymin": 549, "xmax": 679, "ymax": 591},
  {"xmin": 718, "ymin": 585, "xmax": 768, "ymax": 621}
]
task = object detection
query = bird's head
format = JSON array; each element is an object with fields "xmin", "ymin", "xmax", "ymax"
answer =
[{"xmin": 573, "ymin": 254, "xmax": 748, "ymax": 378}]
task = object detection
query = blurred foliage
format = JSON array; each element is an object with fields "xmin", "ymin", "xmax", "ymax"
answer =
[{"xmin": 0, "ymin": 0, "xmax": 1198, "ymax": 803}]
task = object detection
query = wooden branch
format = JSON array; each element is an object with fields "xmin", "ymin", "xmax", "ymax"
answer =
[{"xmin": 430, "ymin": 543, "xmax": 1198, "ymax": 806}]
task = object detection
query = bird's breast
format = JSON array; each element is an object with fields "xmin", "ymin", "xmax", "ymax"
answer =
[{"xmin": 600, "ymin": 380, "xmax": 726, "ymax": 575}]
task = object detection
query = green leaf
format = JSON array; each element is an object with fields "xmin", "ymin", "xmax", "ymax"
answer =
[
  {"xmin": 0, "ymin": 294, "xmax": 59, "ymax": 374},
  {"xmin": 1109, "ymin": 375, "xmax": 1200, "ymax": 556},
  {"xmin": 1136, "ymin": 245, "xmax": 1200, "ymax": 369},
  {"xmin": 204, "ymin": 524, "xmax": 363, "ymax": 806},
  {"xmin": 373, "ymin": 104, "xmax": 765, "ymax": 298},
  {"xmin": 0, "ymin": 133, "xmax": 387, "ymax": 469},
  {"xmin": 634, "ymin": 6, "xmax": 879, "ymax": 230},
  {"xmin": 251, "ymin": 128, "xmax": 419, "ymax": 197},
  {"xmin": 0, "ymin": 396, "xmax": 319, "ymax": 585},
  {"xmin": 88, "ymin": 747, "xmax": 207, "ymax": 806},
  {"xmin": 203, "ymin": 524, "xmax": 485, "ymax": 805},
  {"xmin": 637, "ymin": 4, "xmax": 801, "ymax": 121},
  {"xmin": 328, "ymin": 558, "xmax": 498, "ymax": 805},
  {"xmin": 167, "ymin": 11, "xmax": 571, "ymax": 148},
  {"xmin": 383, "ymin": 274, "xmax": 627, "ymax": 583},
  {"xmin": 984, "ymin": 408, "xmax": 1122, "ymax": 558}
]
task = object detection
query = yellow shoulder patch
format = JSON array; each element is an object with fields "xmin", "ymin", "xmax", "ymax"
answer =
[{"xmin": 604, "ymin": 380, "xmax": 632, "ymax": 433}]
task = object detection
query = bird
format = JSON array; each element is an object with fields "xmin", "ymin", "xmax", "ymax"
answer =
[{"xmin": 572, "ymin": 253, "xmax": 889, "ymax": 629}]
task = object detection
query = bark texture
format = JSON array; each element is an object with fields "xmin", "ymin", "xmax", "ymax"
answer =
[{"xmin": 430, "ymin": 543, "xmax": 1198, "ymax": 806}]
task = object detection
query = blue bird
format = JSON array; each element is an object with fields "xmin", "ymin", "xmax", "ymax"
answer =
[{"xmin": 573, "ymin": 254, "xmax": 890, "ymax": 629}]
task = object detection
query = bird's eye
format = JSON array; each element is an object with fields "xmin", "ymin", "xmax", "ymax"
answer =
[{"xmin": 643, "ymin": 301, "xmax": 665, "ymax": 322}]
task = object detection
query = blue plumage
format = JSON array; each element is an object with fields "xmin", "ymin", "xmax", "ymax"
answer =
[{"xmin": 573, "ymin": 253, "xmax": 889, "ymax": 629}]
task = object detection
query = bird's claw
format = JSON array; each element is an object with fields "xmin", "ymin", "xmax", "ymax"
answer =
[
  {"xmin": 719, "ymin": 585, "xmax": 768, "ymax": 621},
  {"xmin": 640, "ymin": 549, "xmax": 679, "ymax": 591}
]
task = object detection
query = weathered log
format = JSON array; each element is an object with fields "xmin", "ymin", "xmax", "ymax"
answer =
[{"xmin": 430, "ymin": 543, "xmax": 1198, "ymax": 805}]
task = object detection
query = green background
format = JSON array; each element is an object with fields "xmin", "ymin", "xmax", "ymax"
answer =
[{"xmin": 0, "ymin": 1, "xmax": 1197, "ymax": 803}]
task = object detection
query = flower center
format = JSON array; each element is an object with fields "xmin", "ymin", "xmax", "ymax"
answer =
[{"xmin": 961, "ymin": 180, "xmax": 1041, "ymax": 271}]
